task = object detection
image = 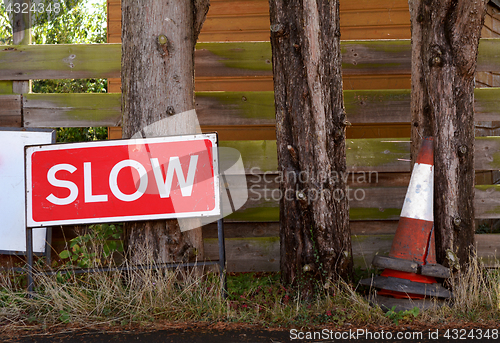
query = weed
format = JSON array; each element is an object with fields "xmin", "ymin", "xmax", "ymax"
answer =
[
  {"xmin": 384, "ymin": 306, "xmax": 419, "ymax": 325},
  {"xmin": 59, "ymin": 224, "xmax": 124, "ymax": 268}
]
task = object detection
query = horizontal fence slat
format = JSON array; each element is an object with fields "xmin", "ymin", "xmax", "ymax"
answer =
[
  {"xmin": 475, "ymin": 234, "xmax": 500, "ymax": 267},
  {"xmin": 475, "ymin": 185, "xmax": 500, "ymax": 218},
  {"xmin": 477, "ymin": 38, "xmax": 500, "ymax": 73},
  {"xmin": 2, "ymin": 39, "xmax": 500, "ymax": 80},
  {"xmin": 345, "ymin": 89, "xmax": 410, "ymax": 123},
  {"xmin": 475, "ymin": 136, "xmax": 500, "ymax": 171},
  {"xmin": 49, "ymin": 208, "xmax": 497, "ymax": 272},
  {"xmin": 345, "ymin": 87, "xmax": 500, "ymax": 124},
  {"xmin": 197, "ymin": 88, "xmax": 500, "ymax": 124},
  {"xmin": 221, "ymin": 137, "xmax": 500, "ymax": 173},
  {"xmin": 203, "ymin": 234, "xmax": 500, "ymax": 272},
  {"xmin": 204, "ymin": 237, "xmax": 280, "ymax": 273},
  {"xmin": 195, "ymin": 91, "xmax": 275, "ymax": 125},
  {"xmin": 346, "ymin": 139, "xmax": 410, "ymax": 173},
  {"xmin": 202, "ymin": 221, "xmax": 401, "ymax": 238},
  {"xmin": 20, "ymin": 88, "xmax": 500, "ymax": 128},
  {"xmin": 201, "ymin": 124, "xmax": 277, "ymax": 141},
  {"xmin": 195, "ymin": 42, "xmax": 272, "ymax": 78},
  {"xmin": 0, "ymin": 95, "xmax": 22, "ymax": 127},
  {"xmin": 225, "ymin": 177, "xmax": 500, "ymax": 222},
  {"xmin": 19, "ymin": 90, "xmax": 500, "ymax": 172},
  {"xmin": 225, "ymin": 180, "xmax": 405, "ymax": 222},
  {"xmin": 341, "ymin": 40, "xmax": 411, "ymax": 75},
  {"xmin": 0, "ymin": 44, "xmax": 122, "ymax": 80},
  {"xmin": 23, "ymin": 92, "xmax": 276, "ymax": 128},
  {"xmin": 23, "ymin": 93, "xmax": 122, "ymax": 127},
  {"xmin": 0, "ymin": 81, "xmax": 13, "ymax": 94},
  {"xmin": 474, "ymin": 88, "xmax": 500, "ymax": 122}
]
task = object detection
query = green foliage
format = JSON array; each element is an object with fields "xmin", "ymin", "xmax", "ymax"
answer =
[
  {"xmin": 476, "ymin": 223, "xmax": 491, "ymax": 234},
  {"xmin": 384, "ymin": 306, "xmax": 419, "ymax": 325},
  {"xmin": 0, "ymin": 2, "xmax": 11, "ymax": 44},
  {"xmin": 32, "ymin": 78, "xmax": 107, "ymax": 94},
  {"xmin": 57, "ymin": 126, "xmax": 107, "ymax": 142},
  {"xmin": 476, "ymin": 221, "xmax": 500, "ymax": 234},
  {"xmin": 228, "ymin": 272, "xmax": 280, "ymax": 298},
  {"xmin": 33, "ymin": 1, "xmax": 106, "ymax": 45},
  {"xmin": 59, "ymin": 309, "xmax": 71, "ymax": 323},
  {"xmin": 31, "ymin": 0, "xmax": 108, "ymax": 97},
  {"xmin": 0, "ymin": 1, "xmax": 105, "ymax": 45},
  {"xmin": 58, "ymin": 224, "xmax": 124, "ymax": 268},
  {"xmin": 225, "ymin": 272, "xmax": 372, "ymax": 326},
  {"xmin": 0, "ymin": 1, "xmax": 108, "ymax": 142}
]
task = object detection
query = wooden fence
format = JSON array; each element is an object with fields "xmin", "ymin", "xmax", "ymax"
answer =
[{"xmin": 0, "ymin": 0, "xmax": 499, "ymax": 271}]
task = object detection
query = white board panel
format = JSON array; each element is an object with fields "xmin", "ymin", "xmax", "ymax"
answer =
[{"xmin": 0, "ymin": 128, "xmax": 54, "ymax": 253}]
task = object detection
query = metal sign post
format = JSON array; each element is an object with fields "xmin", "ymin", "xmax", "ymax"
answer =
[{"xmin": 217, "ymin": 218, "xmax": 227, "ymax": 297}]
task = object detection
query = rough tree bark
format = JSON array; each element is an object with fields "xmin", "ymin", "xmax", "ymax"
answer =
[
  {"xmin": 268, "ymin": 0, "xmax": 352, "ymax": 293},
  {"xmin": 121, "ymin": 0, "xmax": 209, "ymax": 263},
  {"xmin": 409, "ymin": 0, "xmax": 487, "ymax": 268}
]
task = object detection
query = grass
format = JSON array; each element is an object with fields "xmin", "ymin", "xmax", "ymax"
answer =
[
  {"xmin": 225, "ymin": 272, "xmax": 383, "ymax": 327},
  {"xmin": 438, "ymin": 256, "xmax": 500, "ymax": 322},
  {"xmin": 0, "ymin": 249, "xmax": 499, "ymax": 332},
  {"xmin": 0, "ymin": 266, "xmax": 384, "ymax": 329},
  {"xmin": 0, "ymin": 262, "xmax": 228, "ymax": 327},
  {"xmin": 416, "ymin": 256, "xmax": 500, "ymax": 326},
  {"xmin": 0, "ymin": 253, "xmax": 385, "ymax": 330}
]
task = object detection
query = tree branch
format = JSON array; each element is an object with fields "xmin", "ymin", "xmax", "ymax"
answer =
[
  {"xmin": 447, "ymin": 0, "xmax": 488, "ymax": 76},
  {"xmin": 193, "ymin": 0, "xmax": 210, "ymax": 43}
]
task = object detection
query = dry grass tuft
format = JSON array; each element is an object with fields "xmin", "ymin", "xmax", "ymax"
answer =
[{"xmin": 421, "ymin": 255, "xmax": 500, "ymax": 324}]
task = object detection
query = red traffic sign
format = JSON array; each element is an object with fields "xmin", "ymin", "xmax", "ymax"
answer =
[{"xmin": 26, "ymin": 134, "xmax": 220, "ymax": 227}]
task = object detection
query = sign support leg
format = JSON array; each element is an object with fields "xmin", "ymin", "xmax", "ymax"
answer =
[
  {"xmin": 26, "ymin": 227, "xmax": 34, "ymax": 294},
  {"xmin": 45, "ymin": 227, "xmax": 52, "ymax": 267},
  {"xmin": 217, "ymin": 218, "xmax": 227, "ymax": 298}
]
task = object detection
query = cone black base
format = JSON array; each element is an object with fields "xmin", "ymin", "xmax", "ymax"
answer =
[
  {"xmin": 367, "ymin": 294, "xmax": 446, "ymax": 313},
  {"xmin": 359, "ymin": 276, "xmax": 452, "ymax": 298},
  {"xmin": 372, "ymin": 255, "xmax": 450, "ymax": 278}
]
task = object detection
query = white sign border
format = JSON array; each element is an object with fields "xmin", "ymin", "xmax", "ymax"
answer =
[{"xmin": 26, "ymin": 133, "xmax": 220, "ymax": 228}]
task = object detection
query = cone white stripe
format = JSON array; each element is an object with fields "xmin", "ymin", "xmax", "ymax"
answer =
[{"xmin": 400, "ymin": 163, "xmax": 433, "ymax": 221}]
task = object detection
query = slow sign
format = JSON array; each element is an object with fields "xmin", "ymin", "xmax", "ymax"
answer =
[{"xmin": 26, "ymin": 134, "xmax": 220, "ymax": 227}]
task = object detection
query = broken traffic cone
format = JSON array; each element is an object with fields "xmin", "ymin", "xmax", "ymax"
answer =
[{"xmin": 360, "ymin": 137, "xmax": 451, "ymax": 303}]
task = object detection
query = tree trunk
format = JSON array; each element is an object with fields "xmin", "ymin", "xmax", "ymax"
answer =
[
  {"xmin": 121, "ymin": 0, "xmax": 209, "ymax": 264},
  {"xmin": 409, "ymin": 0, "xmax": 487, "ymax": 268},
  {"xmin": 268, "ymin": 0, "xmax": 352, "ymax": 294}
]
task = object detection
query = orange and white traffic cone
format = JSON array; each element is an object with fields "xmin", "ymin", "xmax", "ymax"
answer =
[{"xmin": 360, "ymin": 137, "xmax": 451, "ymax": 303}]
